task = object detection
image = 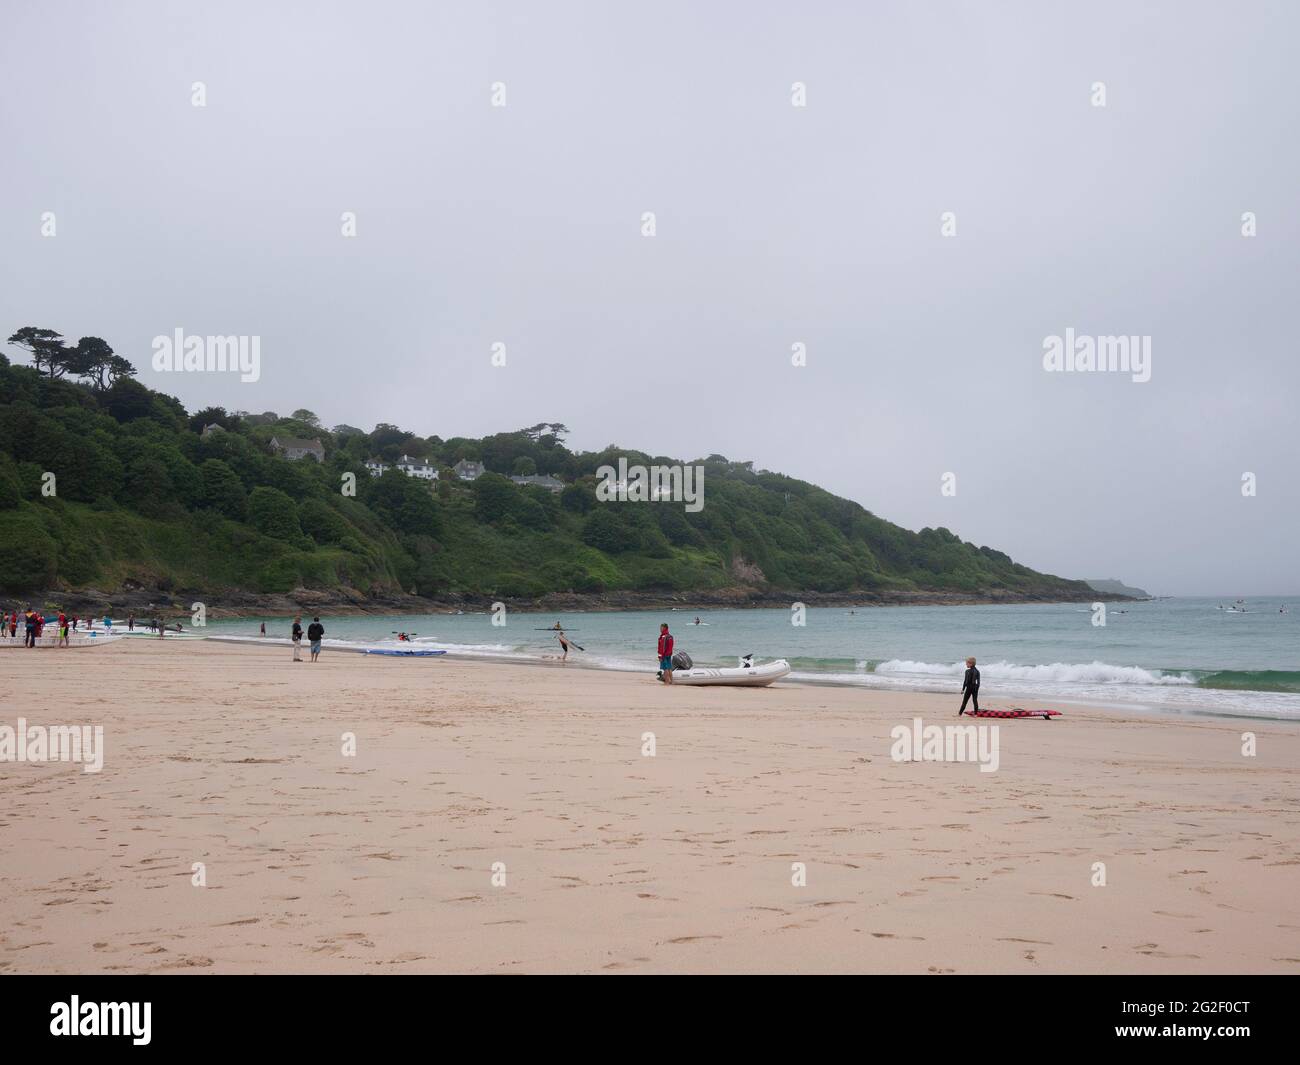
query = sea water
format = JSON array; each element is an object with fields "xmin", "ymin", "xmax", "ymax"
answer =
[{"xmin": 203, "ymin": 597, "xmax": 1300, "ymax": 721}]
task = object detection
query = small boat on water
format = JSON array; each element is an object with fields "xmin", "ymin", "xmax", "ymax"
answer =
[{"xmin": 671, "ymin": 655, "xmax": 790, "ymax": 688}]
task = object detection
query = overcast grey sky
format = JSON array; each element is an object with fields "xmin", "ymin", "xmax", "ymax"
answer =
[{"xmin": 3, "ymin": 1, "xmax": 1296, "ymax": 595}]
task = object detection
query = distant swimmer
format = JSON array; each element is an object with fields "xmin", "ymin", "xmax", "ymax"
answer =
[{"xmin": 957, "ymin": 656, "xmax": 981, "ymax": 716}]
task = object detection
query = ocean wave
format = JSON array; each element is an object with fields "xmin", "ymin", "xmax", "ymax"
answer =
[
  {"xmin": 871, "ymin": 659, "xmax": 1198, "ymax": 686},
  {"xmin": 1196, "ymin": 669, "xmax": 1300, "ymax": 693}
]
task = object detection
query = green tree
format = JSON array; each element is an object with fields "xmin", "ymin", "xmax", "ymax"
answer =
[
  {"xmin": 0, "ymin": 509, "xmax": 58, "ymax": 588},
  {"xmin": 248, "ymin": 486, "xmax": 303, "ymax": 542},
  {"xmin": 7, "ymin": 327, "xmax": 70, "ymax": 378},
  {"xmin": 473, "ymin": 472, "xmax": 517, "ymax": 523},
  {"xmin": 582, "ymin": 508, "xmax": 641, "ymax": 553},
  {"xmin": 200, "ymin": 458, "xmax": 247, "ymax": 519}
]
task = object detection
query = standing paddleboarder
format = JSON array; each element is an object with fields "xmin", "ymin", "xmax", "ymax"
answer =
[{"xmin": 958, "ymin": 656, "xmax": 980, "ymax": 716}]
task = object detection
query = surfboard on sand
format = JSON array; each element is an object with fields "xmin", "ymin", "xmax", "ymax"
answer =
[
  {"xmin": 968, "ymin": 708, "xmax": 1061, "ymax": 719},
  {"xmin": 365, "ymin": 648, "xmax": 446, "ymax": 657}
]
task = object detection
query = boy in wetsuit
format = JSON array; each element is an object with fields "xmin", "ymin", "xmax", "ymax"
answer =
[{"xmin": 958, "ymin": 656, "xmax": 980, "ymax": 716}]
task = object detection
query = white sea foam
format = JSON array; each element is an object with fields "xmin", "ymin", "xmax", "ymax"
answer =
[{"xmin": 871, "ymin": 658, "xmax": 1198, "ymax": 686}]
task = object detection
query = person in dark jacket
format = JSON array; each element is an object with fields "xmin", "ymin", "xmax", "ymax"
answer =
[
  {"xmin": 307, "ymin": 617, "xmax": 324, "ymax": 662},
  {"xmin": 958, "ymin": 656, "xmax": 980, "ymax": 716}
]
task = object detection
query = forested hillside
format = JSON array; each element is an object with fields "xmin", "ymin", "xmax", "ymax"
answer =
[{"xmin": 0, "ymin": 329, "xmax": 1093, "ymax": 606}]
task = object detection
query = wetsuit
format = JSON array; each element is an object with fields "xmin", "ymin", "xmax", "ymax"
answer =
[{"xmin": 958, "ymin": 665, "xmax": 980, "ymax": 716}]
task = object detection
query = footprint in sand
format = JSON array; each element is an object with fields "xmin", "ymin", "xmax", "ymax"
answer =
[{"xmin": 157, "ymin": 956, "xmax": 214, "ymax": 968}]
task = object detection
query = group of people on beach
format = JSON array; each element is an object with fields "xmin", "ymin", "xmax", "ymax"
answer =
[
  {"xmin": 2, "ymin": 609, "xmax": 83, "ymax": 647},
  {"xmin": 290, "ymin": 615, "xmax": 325, "ymax": 662},
  {"xmin": 1, "ymin": 609, "xmax": 186, "ymax": 646}
]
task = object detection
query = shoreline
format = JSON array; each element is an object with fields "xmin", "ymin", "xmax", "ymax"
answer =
[
  {"xmin": 4, "ymin": 639, "xmax": 1296, "ymax": 974},
  {"xmin": 14, "ymin": 586, "xmax": 1132, "ymax": 620},
  {"xmin": 190, "ymin": 632, "xmax": 1300, "ymax": 724}
]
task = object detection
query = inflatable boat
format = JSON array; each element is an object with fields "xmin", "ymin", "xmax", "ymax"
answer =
[{"xmin": 671, "ymin": 655, "xmax": 790, "ymax": 687}]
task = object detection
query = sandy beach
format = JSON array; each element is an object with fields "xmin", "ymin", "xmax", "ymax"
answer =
[{"xmin": 2, "ymin": 638, "xmax": 1297, "ymax": 974}]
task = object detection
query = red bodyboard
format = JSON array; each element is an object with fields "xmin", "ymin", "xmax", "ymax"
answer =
[{"xmin": 967, "ymin": 708, "xmax": 1061, "ymax": 719}]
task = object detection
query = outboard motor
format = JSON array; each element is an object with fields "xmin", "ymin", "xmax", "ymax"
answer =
[{"xmin": 672, "ymin": 650, "xmax": 693, "ymax": 670}]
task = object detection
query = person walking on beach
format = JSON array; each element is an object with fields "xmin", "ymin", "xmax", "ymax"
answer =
[
  {"xmin": 958, "ymin": 656, "xmax": 980, "ymax": 716},
  {"xmin": 128, "ymin": 613, "xmax": 135, "ymax": 631},
  {"xmin": 260, "ymin": 621, "xmax": 266, "ymax": 636},
  {"xmin": 58, "ymin": 611, "xmax": 69, "ymax": 647},
  {"xmin": 307, "ymin": 617, "xmax": 324, "ymax": 662},
  {"xmin": 657, "ymin": 623, "xmax": 675, "ymax": 684},
  {"xmin": 291, "ymin": 615, "xmax": 304, "ymax": 662}
]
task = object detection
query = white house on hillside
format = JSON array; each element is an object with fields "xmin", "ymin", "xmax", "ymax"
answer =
[
  {"xmin": 453, "ymin": 459, "xmax": 484, "ymax": 481},
  {"xmin": 365, "ymin": 455, "xmax": 438, "ymax": 480},
  {"xmin": 270, "ymin": 436, "xmax": 325, "ymax": 462},
  {"xmin": 395, "ymin": 455, "xmax": 438, "ymax": 480},
  {"xmin": 510, "ymin": 474, "xmax": 565, "ymax": 493}
]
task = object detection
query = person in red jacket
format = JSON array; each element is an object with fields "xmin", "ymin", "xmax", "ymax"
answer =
[{"xmin": 657, "ymin": 623, "xmax": 674, "ymax": 685}]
